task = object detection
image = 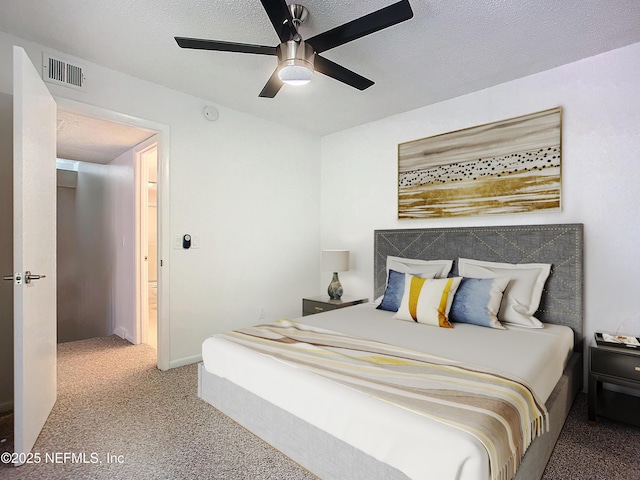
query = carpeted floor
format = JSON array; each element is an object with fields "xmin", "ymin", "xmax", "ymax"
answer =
[{"xmin": 1, "ymin": 336, "xmax": 639, "ymax": 479}]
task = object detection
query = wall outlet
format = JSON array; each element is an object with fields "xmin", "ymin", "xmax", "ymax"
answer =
[{"xmin": 258, "ymin": 306, "xmax": 266, "ymax": 320}]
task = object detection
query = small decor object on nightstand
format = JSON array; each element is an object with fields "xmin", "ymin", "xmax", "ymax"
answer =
[
  {"xmin": 594, "ymin": 332, "xmax": 640, "ymax": 349},
  {"xmin": 322, "ymin": 250, "xmax": 349, "ymax": 300}
]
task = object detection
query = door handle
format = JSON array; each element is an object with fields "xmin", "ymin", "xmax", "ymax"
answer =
[
  {"xmin": 24, "ymin": 271, "xmax": 46, "ymax": 284},
  {"xmin": 2, "ymin": 271, "xmax": 45, "ymax": 284},
  {"xmin": 3, "ymin": 272, "xmax": 23, "ymax": 285}
]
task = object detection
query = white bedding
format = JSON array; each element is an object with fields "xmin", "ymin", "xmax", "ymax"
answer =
[{"xmin": 202, "ymin": 303, "xmax": 574, "ymax": 480}]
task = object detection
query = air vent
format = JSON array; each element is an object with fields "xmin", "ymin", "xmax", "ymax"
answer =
[{"xmin": 42, "ymin": 52, "xmax": 85, "ymax": 90}]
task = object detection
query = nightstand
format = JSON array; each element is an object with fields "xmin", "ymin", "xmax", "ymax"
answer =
[
  {"xmin": 588, "ymin": 340, "xmax": 640, "ymax": 427},
  {"xmin": 302, "ymin": 295, "xmax": 368, "ymax": 316}
]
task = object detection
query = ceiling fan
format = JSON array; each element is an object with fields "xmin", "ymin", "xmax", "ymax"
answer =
[{"xmin": 175, "ymin": 0, "xmax": 414, "ymax": 98}]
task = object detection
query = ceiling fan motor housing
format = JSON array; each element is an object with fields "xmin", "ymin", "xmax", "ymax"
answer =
[{"xmin": 277, "ymin": 40, "xmax": 314, "ymax": 71}]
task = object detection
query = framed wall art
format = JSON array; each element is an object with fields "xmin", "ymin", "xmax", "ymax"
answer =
[{"xmin": 398, "ymin": 107, "xmax": 562, "ymax": 219}]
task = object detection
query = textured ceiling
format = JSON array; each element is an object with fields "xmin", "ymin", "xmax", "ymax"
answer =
[
  {"xmin": 56, "ymin": 110, "xmax": 156, "ymax": 164},
  {"xmin": 2, "ymin": 0, "xmax": 640, "ymax": 137}
]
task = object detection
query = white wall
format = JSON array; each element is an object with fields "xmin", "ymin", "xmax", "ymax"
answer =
[
  {"xmin": 0, "ymin": 31, "xmax": 321, "ymax": 369},
  {"xmin": 321, "ymin": 42, "xmax": 640, "ymax": 349},
  {"xmin": 108, "ymin": 148, "xmax": 136, "ymax": 341}
]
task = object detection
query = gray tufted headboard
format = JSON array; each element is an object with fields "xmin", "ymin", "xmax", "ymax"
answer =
[{"xmin": 374, "ymin": 224, "xmax": 584, "ymax": 346}]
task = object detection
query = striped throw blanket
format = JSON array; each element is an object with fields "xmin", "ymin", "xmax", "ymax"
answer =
[{"xmin": 219, "ymin": 319, "xmax": 548, "ymax": 480}]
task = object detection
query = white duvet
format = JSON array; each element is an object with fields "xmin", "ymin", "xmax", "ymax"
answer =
[{"xmin": 202, "ymin": 303, "xmax": 573, "ymax": 480}]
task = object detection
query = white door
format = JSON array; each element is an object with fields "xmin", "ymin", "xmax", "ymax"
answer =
[{"xmin": 11, "ymin": 46, "xmax": 57, "ymax": 464}]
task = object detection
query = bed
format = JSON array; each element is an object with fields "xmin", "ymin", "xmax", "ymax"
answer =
[{"xmin": 198, "ymin": 224, "xmax": 584, "ymax": 480}]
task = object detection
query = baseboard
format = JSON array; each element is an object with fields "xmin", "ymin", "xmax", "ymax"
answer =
[
  {"xmin": 113, "ymin": 326, "xmax": 127, "ymax": 340},
  {"xmin": 169, "ymin": 353, "xmax": 202, "ymax": 369}
]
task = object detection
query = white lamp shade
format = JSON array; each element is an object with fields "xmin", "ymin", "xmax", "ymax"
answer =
[{"xmin": 322, "ymin": 250, "xmax": 349, "ymax": 272}]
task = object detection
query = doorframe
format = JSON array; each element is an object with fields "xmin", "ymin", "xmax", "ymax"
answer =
[{"xmin": 54, "ymin": 97, "xmax": 171, "ymax": 371}]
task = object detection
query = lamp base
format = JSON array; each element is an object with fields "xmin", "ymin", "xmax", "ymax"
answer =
[{"xmin": 327, "ymin": 272, "xmax": 343, "ymax": 300}]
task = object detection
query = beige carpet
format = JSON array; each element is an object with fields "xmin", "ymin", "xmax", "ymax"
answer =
[
  {"xmin": 1, "ymin": 336, "xmax": 639, "ymax": 479},
  {"xmin": 0, "ymin": 336, "xmax": 313, "ymax": 480}
]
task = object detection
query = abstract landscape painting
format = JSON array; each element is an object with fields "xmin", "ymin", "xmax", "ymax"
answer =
[{"xmin": 398, "ymin": 107, "xmax": 562, "ymax": 219}]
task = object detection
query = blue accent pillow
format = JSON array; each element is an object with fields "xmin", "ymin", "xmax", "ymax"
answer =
[
  {"xmin": 449, "ymin": 276, "xmax": 510, "ymax": 329},
  {"xmin": 377, "ymin": 270, "xmax": 408, "ymax": 312}
]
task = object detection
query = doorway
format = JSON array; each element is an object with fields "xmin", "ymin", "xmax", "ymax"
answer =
[
  {"xmin": 138, "ymin": 142, "xmax": 158, "ymax": 349},
  {"xmin": 54, "ymin": 97, "xmax": 170, "ymax": 370}
]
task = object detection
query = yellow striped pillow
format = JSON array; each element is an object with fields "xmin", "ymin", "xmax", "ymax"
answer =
[{"xmin": 393, "ymin": 275, "xmax": 462, "ymax": 328}]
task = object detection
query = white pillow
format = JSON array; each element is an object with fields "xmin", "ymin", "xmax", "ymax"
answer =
[
  {"xmin": 393, "ymin": 275, "xmax": 462, "ymax": 328},
  {"xmin": 457, "ymin": 258, "xmax": 551, "ymax": 328},
  {"xmin": 386, "ymin": 256, "xmax": 453, "ymax": 279}
]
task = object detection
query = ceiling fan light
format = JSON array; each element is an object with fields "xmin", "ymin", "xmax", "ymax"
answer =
[
  {"xmin": 278, "ymin": 64, "xmax": 313, "ymax": 85},
  {"xmin": 277, "ymin": 40, "xmax": 315, "ymax": 86}
]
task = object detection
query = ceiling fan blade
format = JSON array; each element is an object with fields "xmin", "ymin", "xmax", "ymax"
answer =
[
  {"xmin": 260, "ymin": 0, "xmax": 297, "ymax": 42},
  {"xmin": 314, "ymin": 55, "xmax": 374, "ymax": 91},
  {"xmin": 175, "ymin": 37, "xmax": 277, "ymax": 56},
  {"xmin": 259, "ymin": 69, "xmax": 284, "ymax": 98},
  {"xmin": 306, "ymin": 0, "xmax": 414, "ymax": 53}
]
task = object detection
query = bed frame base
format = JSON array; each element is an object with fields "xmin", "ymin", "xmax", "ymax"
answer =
[{"xmin": 198, "ymin": 351, "xmax": 582, "ymax": 480}]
